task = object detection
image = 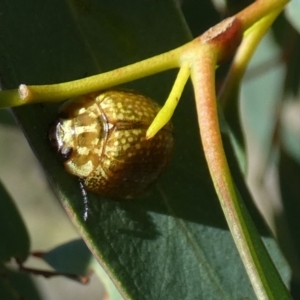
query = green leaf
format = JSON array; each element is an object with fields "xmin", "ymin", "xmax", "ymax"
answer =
[
  {"xmin": 0, "ymin": 268, "xmax": 42, "ymax": 300},
  {"xmin": 0, "ymin": 181, "xmax": 30, "ymax": 263},
  {"xmin": 0, "ymin": 181, "xmax": 33, "ymax": 299},
  {"xmin": 0, "ymin": 109, "xmax": 16, "ymax": 126},
  {"xmin": 279, "ymin": 148, "xmax": 300, "ymax": 297},
  {"xmin": 279, "ymin": 148, "xmax": 300, "ymax": 254},
  {"xmin": 0, "ymin": 1, "xmax": 291, "ymax": 299},
  {"xmin": 0, "ymin": 274, "xmax": 18, "ymax": 300}
]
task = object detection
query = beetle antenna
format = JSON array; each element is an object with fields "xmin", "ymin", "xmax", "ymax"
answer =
[{"xmin": 79, "ymin": 179, "xmax": 89, "ymax": 221}]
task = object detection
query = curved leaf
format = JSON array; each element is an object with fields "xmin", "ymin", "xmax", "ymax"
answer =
[
  {"xmin": 0, "ymin": 181, "xmax": 29, "ymax": 263},
  {"xmin": 0, "ymin": 268, "xmax": 42, "ymax": 300}
]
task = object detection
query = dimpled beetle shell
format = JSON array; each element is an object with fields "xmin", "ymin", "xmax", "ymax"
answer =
[{"xmin": 49, "ymin": 90, "xmax": 174, "ymax": 198}]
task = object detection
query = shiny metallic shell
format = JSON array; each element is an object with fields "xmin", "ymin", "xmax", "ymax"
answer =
[{"xmin": 49, "ymin": 90, "xmax": 173, "ymax": 198}]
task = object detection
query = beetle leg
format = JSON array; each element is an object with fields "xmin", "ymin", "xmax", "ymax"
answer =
[{"xmin": 79, "ymin": 178, "xmax": 89, "ymax": 221}]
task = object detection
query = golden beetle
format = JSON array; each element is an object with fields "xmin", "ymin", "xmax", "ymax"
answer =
[{"xmin": 49, "ymin": 90, "xmax": 174, "ymax": 214}]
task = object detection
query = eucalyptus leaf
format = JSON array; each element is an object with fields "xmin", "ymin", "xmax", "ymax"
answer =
[
  {"xmin": 0, "ymin": 268, "xmax": 42, "ymax": 300},
  {"xmin": 0, "ymin": 181, "xmax": 29, "ymax": 263}
]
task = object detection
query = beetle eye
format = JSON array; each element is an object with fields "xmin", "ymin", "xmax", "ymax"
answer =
[{"xmin": 59, "ymin": 147, "xmax": 73, "ymax": 161}]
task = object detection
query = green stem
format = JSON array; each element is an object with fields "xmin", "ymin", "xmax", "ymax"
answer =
[
  {"xmin": 0, "ymin": 45, "xmax": 189, "ymax": 109},
  {"xmin": 146, "ymin": 63, "xmax": 191, "ymax": 139},
  {"xmin": 0, "ymin": 90, "xmax": 25, "ymax": 108},
  {"xmin": 0, "ymin": 0, "xmax": 289, "ymax": 110},
  {"xmin": 236, "ymin": 0, "xmax": 289, "ymax": 31},
  {"xmin": 191, "ymin": 40, "xmax": 291, "ymax": 300},
  {"xmin": 19, "ymin": 47, "xmax": 186, "ymax": 104},
  {"xmin": 219, "ymin": 7, "xmax": 284, "ymax": 107}
]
